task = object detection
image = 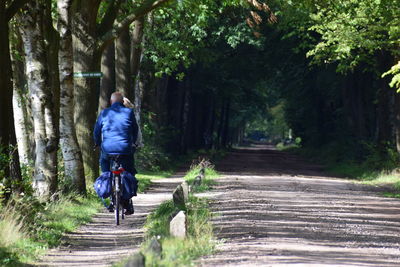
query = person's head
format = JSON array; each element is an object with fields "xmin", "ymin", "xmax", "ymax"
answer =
[{"xmin": 110, "ymin": 92, "xmax": 124, "ymax": 105}]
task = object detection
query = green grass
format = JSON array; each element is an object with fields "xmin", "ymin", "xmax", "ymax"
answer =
[
  {"xmin": 140, "ymin": 165, "xmax": 219, "ymax": 266},
  {"xmin": 184, "ymin": 166, "xmax": 219, "ymax": 192},
  {"xmin": 142, "ymin": 196, "xmax": 216, "ymax": 267},
  {"xmin": 114, "ymin": 196, "xmax": 215, "ymax": 267},
  {"xmin": 286, "ymin": 144, "xmax": 400, "ymax": 194},
  {"xmin": 0, "ymin": 194, "xmax": 102, "ymax": 266},
  {"xmin": 114, "ymin": 165, "xmax": 220, "ymax": 267}
]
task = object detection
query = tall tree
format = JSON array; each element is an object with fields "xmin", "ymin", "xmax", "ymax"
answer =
[
  {"xmin": 10, "ymin": 25, "xmax": 33, "ymax": 166},
  {"xmin": 18, "ymin": 0, "xmax": 58, "ymax": 197},
  {"xmin": 57, "ymin": 0, "xmax": 86, "ymax": 194},
  {"xmin": 0, "ymin": 0, "xmax": 27, "ymax": 193},
  {"xmin": 71, "ymin": 0, "xmax": 171, "ymax": 182}
]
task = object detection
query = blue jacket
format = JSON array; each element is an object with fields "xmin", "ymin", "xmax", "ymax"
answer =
[{"xmin": 94, "ymin": 102, "xmax": 138, "ymax": 155}]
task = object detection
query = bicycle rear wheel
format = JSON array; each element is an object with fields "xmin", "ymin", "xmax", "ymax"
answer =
[{"xmin": 115, "ymin": 175, "xmax": 121, "ymax": 225}]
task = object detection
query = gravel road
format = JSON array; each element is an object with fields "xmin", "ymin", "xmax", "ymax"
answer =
[{"xmin": 198, "ymin": 144, "xmax": 400, "ymax": 266}]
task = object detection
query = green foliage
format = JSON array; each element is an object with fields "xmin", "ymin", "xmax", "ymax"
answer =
[
  {"xmin": 293, "ymin": 140, "xmax": 400, "ymax": 185},
  {"xmin": 303, "ymin": 0, "xmax": 400, "ymax": 72},
  {"xmin": 144, "ymin": 0, "xmax": 266, "ymax": 78},
  {"xmin": 136, "ymin": 111, "xmax": 172, "ymax": 172},
  {"xmin": 383, "ymin": 61, "xmax": 400, "ymax": 91}
]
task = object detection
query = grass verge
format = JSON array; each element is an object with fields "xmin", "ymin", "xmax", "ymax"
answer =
[
  {"xmin": 184, "ymin": 166, "xmax": 219, "ymax": 193},
  {"xmin": 115, "ymin": 165, "xmax": 219, "ymax": 267},
  {"xmin": 281, "ymin": 144, "xmax": 400, "ymax": 195},
  {"xmin": 143, "ymin": 196, "xmax": 215, "ymax": 266},
  {"xmin": 142, "ymin": 165, "xmax": 219, "ymax": 266},
  {"xmin": 0, "ymin": 194, "xmax": 101, "ymax": 266}
]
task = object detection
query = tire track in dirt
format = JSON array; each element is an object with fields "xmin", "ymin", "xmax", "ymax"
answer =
[
  {"xmin": 199, "ymin": 145, "xmax": 400, "ymax": 266},
  {"xmin": 36, "ymin": 175, "xmax": 184, "ymax": 267}
]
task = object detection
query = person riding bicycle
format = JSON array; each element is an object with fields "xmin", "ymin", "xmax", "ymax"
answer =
[{"xmin": 94, "ymin": 92, "xmax": 138, "ymax": 215}]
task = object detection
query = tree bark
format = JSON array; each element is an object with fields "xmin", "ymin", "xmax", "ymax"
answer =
[
  {"xmin": 98, "ymin": 42, "xmax": 115, "ymax": 112},
  {"xmin": 71, "ymin": 0, "xmax": 169, "ymax": 180},
  {"xmin": 71, "ymin": 0, "xmax": 102, "ymax": 182},
  {"xmin": 0, "ymin": 1, "xmax": 23, "ymax": 193},
  {"xmin": 394, "ymin": 91, "xmax": 400, "ymax": 154},
  {"xmin": 131, "ymin": 17, "xmax": 145, "ymax": 147},
  {"xmin": 222, "ymin": 99, "xmax": 231, "ymax": 147},
  {"xmin": 376, "ymin": 51, "xmax": 393, "ymax": 146},
  {"xmin": 131, "ymin": 17, "xmax": 145, "ymax": 85},
  {"xmin": 180, "ymin": 80, "xmax": 191, "ymax": 153},
  {"xmin": 58, "ymin": 0, "xmax": 86, "ymax": 194},
  {"xmin": 0, "ymin": 3, "xmax": 12, "ymax": 151},
  {"xmin": 115, "ymin": 27, "xmax": 131, "ymax": 99},
  {"xmin": 10, "ymin": 27, "xmax": 32, "ymax": 165},
  {"xmin": 134, "ymin": 65, "xmax": 145, "ymax": 147},
  {"xmin": 19, "ymin": 1, "xmax": 58, "ymax": 197},
  {"xmin": 43, "ymin": 0, "xmax": 60, "ymax": 194}
]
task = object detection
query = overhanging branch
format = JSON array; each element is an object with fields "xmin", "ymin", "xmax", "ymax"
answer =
[{"xmin": 98, "ymin": 0, "xmax": 171, "ymax": 52}]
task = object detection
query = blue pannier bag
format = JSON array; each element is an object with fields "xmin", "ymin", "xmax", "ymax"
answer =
[
  {"xmin": 121, "ymin": 171, "xmax": 138, "ymax": 200},
  {"xmin": 94, "ymin": 171, "xmax": 112, "ymax": 198}
]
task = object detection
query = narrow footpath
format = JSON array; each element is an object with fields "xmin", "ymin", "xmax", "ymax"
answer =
[
  {"xmin": 199, "ymin": 144, "xmax": 400, "ymax": 266},
  {"xmin": 36, "ymin": 175, "xmax": 184, "ymax": 267}
]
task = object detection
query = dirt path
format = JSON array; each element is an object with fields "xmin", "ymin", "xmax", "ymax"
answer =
[
  {"xmin": 36, "ymin": 175, "xmax": 183, "ymax": 267},
  {"xmin": 199, "ymin": 144, "xmax": 400, "ymax": 266}
]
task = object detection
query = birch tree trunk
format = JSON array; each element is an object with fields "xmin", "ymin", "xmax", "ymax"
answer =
[
  {"xmin": 10, "ymin": 27, "xmax": 33, "ymax": 165},
  {"xmin": 19, "ymin": 1, "xmax": 58, "ymax": 198},
  {"xmin": 58, "ymin": 0, "xmax": 86, "ymax": 194},
  {"xmin": 131, "ymin": 17, "xmax": 145, "ymax": 147}
]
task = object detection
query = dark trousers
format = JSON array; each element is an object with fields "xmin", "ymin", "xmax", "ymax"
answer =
[{"xmin": 100, "ymin": 151, "xmax": 136, "ymax": 175}]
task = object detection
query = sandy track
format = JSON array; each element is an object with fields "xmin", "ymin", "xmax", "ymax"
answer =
[
  {"xmin": 199, "ymin": 145, "xmax": 400, "ymax": 266},
  {"xmin": 36, "ymin": 176, "xmax": 183, "ymax": 267}
]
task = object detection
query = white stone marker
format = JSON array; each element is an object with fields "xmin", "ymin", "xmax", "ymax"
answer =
[{"xmin": 169, "ymin": 211, "xmax": 186, "ymax": 238}]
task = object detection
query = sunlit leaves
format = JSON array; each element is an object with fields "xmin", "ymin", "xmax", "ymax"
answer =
[{"xmin": 303, "ymin": 0, "xmax": 400, "ymax": 72}]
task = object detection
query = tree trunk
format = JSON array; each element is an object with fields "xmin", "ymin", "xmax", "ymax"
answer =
[
  {"xmin": 0, "ymin": 2, "xmax": 23, "ymax": 194},
  {"xmin": 131, "ymin": 17, "xmax": 145, "ymax": 147},
  {"xmin": 133, "ymin": 65, "xmax": 145, "ymax": 147},
  {"xmin": 131, "ymin": 17, "xmax": 145, "ymax": 86},
  {"xmin": 376, "ymin": 51, "xmax": 393, "ymax": 146},
  {"xmin": 180, "ymin": 80, "xmax": 191, "ymax": 153},
  {"xmin": 217, "ymin": 100, "xmax": 226, "ymax": 148},
  {"xmin": 71, "ymin": 0, "xmax": 102, "ymax": 182},
  {"xmin": 394, "ymin": 92, "xmax": 400, "ymax": 154},
  {"xmin": 98, "ymin": 42, "xmax": 115, "ymax": 112},
  {"xmin": 58, "ymin": 0, "xmax": 86, "ymax": 194},
  {"xmin": 19, "ymin": 1, "xmax": 58, "ymax": 197},
  {"xmin": 115, "ymin": 27, "xmax": 131, "ymax": 99},
  {"xmin": 0, "ymin": 1, "xmax": 12, "ymax": 151},
  {"xmin": 222, "ymin": 100, "xmax": 231, "ymax": 147},
  {"xmin": 43, "ymin": 0, "xmax": 60, "ymax": 194},
  {"xmin": 10, "ymin": 27, "xmax": 32, "ymax": 166}
]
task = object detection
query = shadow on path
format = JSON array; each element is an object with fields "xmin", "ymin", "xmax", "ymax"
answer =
[
  {"xmin": 36, "ymin": 177, "xmax": 183, "ymax": 267},
  {"xmin": 199, "ymin": 144, "xmax": 400, "ymax": 266}
]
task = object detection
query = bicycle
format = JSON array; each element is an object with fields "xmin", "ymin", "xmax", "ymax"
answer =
[{"xmin": 109, "ymin": 154, "xmax": 125, "ymax": 225}]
